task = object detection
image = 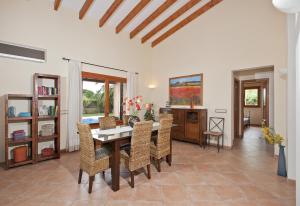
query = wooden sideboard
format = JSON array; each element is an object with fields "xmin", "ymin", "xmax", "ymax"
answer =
[{"xmin": 160, "ymin": 108, "xmax": 207, "ymax": 146}]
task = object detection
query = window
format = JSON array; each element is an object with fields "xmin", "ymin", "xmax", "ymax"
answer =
[
  {"xmin": 244, "ymin": 87, "xmax": 260, "ymax": 107},
  {"xmin": 81, "ymin": 72, "xmax": 126, "ymax": 124}
]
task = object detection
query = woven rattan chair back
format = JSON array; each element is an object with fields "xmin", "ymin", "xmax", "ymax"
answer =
[
  {"xmin": 159, "ymin": 113, "xmax": 173, "ymax": 120},
  {"xmin": 99, "ymin": 116, "xmax": 116, "ymax": 130},
  {"xmin": 77, "ymin": 123, "xmax": 95, "ymax": 165},
  {"xmin": 157, "ymin": 118, "xmax": 173, "ymax": 152},
  {"xmin": 129, "ymin": 121, "xmax": 153, "ymax": 171}
]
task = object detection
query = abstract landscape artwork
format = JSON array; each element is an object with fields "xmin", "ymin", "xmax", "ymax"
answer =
[{"xmin": 169, "ymin": 74, "xmax": 203, "ymax": 106}]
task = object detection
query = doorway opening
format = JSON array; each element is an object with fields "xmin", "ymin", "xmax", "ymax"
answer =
[{"xmin": 232, "ymin": 66, "xmax": 274, "ymax": 144}]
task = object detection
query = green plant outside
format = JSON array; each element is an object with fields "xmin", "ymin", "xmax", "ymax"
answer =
[{"xmin": 82, "ymin": 84, "xmax": 114, "ymax": 115}]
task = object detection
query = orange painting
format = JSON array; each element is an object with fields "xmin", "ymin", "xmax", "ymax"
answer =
[{"xmin": 169, "ymin": 74, "xmax": 203, "ymax": 106}]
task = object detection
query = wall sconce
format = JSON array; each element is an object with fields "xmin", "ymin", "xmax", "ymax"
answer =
[{"xmin": 148, "ymin": 84, "xmax": 156, "ymax": 89}]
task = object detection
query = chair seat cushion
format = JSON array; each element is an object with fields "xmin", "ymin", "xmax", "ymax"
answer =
[
  {"xmin": 95, "ymin": 146, "xmax": 111, "ymax": 160},
  {"xmin": 203, "ymin": 131, "xmax": 223, "ymax": 136}
]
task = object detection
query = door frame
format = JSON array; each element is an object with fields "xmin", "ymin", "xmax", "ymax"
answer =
[
  {"xmin": 234, "ymin": 78, "xmax": 240, "ymax": 139},
  {"xmin": 240, "ymin": 78, "xmax": 269, "ymax": 136}
]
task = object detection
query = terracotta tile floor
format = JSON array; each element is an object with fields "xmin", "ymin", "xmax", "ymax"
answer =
[{"xmin": 0, "ymin": 127, "xmax": 295, "ymax": 206}]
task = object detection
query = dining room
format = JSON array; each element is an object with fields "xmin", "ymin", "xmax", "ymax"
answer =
[{"xmin": 0, "ymin": 0, "xmax": 298, "ymax": 205}]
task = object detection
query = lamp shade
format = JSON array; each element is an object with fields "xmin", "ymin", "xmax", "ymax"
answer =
[{"xmin": 272, "ymin": 0, "xmax": 300, "ymax": 13}]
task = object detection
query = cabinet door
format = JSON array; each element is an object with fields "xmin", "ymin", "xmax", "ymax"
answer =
[
  {"xmin": 171, "ymin": 109, "xmax": 185, "ymax": 139},
  {"xmin": 185, "ymin": 111, "xmax": 200, "ymax": 142}
]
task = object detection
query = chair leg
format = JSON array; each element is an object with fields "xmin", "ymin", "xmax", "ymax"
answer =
[
  {"xmin": 157, "ymin": 158, "xmax": 161, "ymax": 172},
  {"xmin": 88, "ymin": 176, "xmax": 95, "ymax": 193},
  {"xmin": 102, "ymin": 171, "xmax": 105, "ymax": 179},
  {"xmin": 222, "ymin": 135, "xmax": 224, "ymax": 148},
  {"xmin": 130, "ymin": 171, "xmax": 134, "ymax": 188},
  {"xmin": 166, "ymin": 155, "xmax": 171, "ymax": 166},
  {"xmin": 147, "ymin": 164, "xmax": 151, "ymax": 179},
  {"xmin": 217, "ymin": 136, "xmax": 220, "ymax": 153},
  {"xmin": 78, "ymin": 169, "xmax": 83, "ymax": 184}
]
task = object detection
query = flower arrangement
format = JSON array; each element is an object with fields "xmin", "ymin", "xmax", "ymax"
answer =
[
  {"xmin": 261, "ymin": 121, "xmax": 284, "ymax": 145},
  {"xmin": 123, "ymin": 96, "xmax": 142, "ymax": 116},
  {"xmin": 261, "ymin": 121, "xmax": 287, "ymax": 177}
]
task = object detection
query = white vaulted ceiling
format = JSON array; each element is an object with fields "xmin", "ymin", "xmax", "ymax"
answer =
[{"xmin": 50, "ymin": 0, "xmax": 222, "ymax": 47}]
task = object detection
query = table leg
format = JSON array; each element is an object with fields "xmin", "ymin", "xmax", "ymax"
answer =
[
  {"xmin": 111, "ymin": 140, "xmax": 120, "ymax": 191},
  {"xmin": 167, "ymin": 137, "xmax": 172, "ymax": 166}
]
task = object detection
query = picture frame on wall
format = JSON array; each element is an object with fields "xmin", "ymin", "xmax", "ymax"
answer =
[{"xmin": 169, "ymin": 74, "xmax": 203, "ymax": 106}]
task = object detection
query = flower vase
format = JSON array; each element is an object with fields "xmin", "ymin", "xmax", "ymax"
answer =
[
  {"xmin": 128, "ymin": 115, "xmax": 140, "ymax": 128},
  {"xmin": 277, "ymin": 145, "xmax": 287, "ymax": 177}
]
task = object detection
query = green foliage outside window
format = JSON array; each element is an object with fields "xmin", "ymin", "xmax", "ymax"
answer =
[
  {"xmin": 244, "ymin": 88, "xmax": 259, "ymax": 106},
  {"xmin": 82, "ymin": 84, "xmax": 114, "ymax": 116}
]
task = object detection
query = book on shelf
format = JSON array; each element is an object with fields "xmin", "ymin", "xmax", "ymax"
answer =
[{"xmin": 38, "ymin": 86, "xmax": 57, "ymax": 96}]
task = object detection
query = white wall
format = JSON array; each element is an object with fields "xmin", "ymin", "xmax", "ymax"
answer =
[
  {"xmin": 0, "ymin": 0, "xmax": 151, "ymax": 162},
  {"xmin": 287, "ymin": 12, "xmax": 300, "ymax": 205},
  {"xmin": 149, "ymin": 0, "xmax": 287, "ymax": 148}
]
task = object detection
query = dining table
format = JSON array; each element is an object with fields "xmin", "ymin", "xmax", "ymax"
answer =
[{"xmin": 91, "ymin": 122, "xmax": 173, "ymax": 192}]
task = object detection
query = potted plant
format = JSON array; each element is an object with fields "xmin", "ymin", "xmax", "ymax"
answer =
[
  {"xmin": 123, "ymin": 96, "xmax": 142, "ymax": 127},
  {"xmin": 261, "ymin": 122, "xmax": 286, "ymax": 177}
]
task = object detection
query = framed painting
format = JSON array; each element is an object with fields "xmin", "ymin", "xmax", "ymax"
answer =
[{"xmin": 169, "ymin": 74, "xmax": 203, "ymax": 106}]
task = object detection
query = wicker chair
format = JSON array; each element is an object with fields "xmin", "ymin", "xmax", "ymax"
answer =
[
  {"xmin": 77, "ymin": 123, "xmax": 111, "ymax": 193},
  {"xmin": 150, "ymin": 118, "xmax": 173, "ymax": 172},
  {"xmin": 159, "ymin": 113, "xmax": 173, "ymax": 120},
  {"xmin": 99, "ymin": 116, "xmax": 117, "ymax": 129},
  {"xmin": 120, "ymin": 121, "xmax": 153, "ymax": 188}
]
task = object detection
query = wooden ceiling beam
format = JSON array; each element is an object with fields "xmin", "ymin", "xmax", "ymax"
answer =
[
  {"xmin": 130, "ymin": 0, "xmax": 177, "ymax": 39},
  {"xmin": 54, "ymin": 0, "xmax": 62, "ymax": 11},
  {"xmin": 79, "ymin": 0, "xmax": 94, "ymax": 20},
  {"xmin": 116, "ymin": 0, "xmax": 151, "ymax": 34},
  {"xmin": 141, "ymin": 0, "xmax": 202, "ymax": 44},
  {"xmin": 99, "ymin": 0, "xmax": 124, "ymax": 27},
  {"xmin": 151, "ymin": 0, "xmax": 223, "ymax": 47}
]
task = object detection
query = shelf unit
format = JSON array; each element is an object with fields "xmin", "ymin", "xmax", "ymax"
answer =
[
  {"xmin": 4, "ymin": 94, "xmax": 36, "ymax": 168},
  {"xmin": 4, "ymin": 74, "xmax": 61, "ymax": 169},
  {"xmin": 33, "ymin": 73, "xmax": 61, "ymax": 162}
]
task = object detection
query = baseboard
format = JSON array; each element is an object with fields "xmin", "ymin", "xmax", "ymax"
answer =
[
  {"xmin": 250, "ymin": 124, "xmax": 261, "ymax": 127},
  {"xmin": 0, "ymin": 149, "xmax": 70, "ymax": 167},
  {"xmin": 287, "ymin": 179, "xmax": 296, "ymax": 184},
  {"xmin": 205, "ymin": 143, "xmax": 232, "ymax": 150},
  {"xmin": 60, "ymin": 149, "xmax": 67, "ymax": 153}
]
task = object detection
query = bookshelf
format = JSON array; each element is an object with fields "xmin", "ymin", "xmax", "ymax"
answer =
[
  {"xmin": 4, "ymin": 94, "xmax": 35, "ymax": 168},
  {"xmin": 33, "ymin": 73, "xmax": 60, "ymax": 162},
  {"xmin": 4, "ymin": 74, "xmax": 61, "ymax": 169}
]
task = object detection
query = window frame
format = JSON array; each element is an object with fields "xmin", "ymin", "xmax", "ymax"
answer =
[
  {"xmin": 243, "ymin": 86, "xmax": 261, "ymax": 108},
  {"xmin": 81, "ymin": 71, "xmax": 126, "ymax": 124}
]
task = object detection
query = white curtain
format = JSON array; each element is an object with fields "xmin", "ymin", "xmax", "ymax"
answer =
[
  {"xmin": 126, "ymin": 72, "xmax": 138, "ymax": 99},
  {"xmin": 67, "ymin": 60, "xmax": 82, "ymax": 152},
  {"xmin": 113, "ymin": 83, "xmax": 120, "ymax": 118}
]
